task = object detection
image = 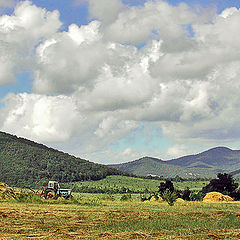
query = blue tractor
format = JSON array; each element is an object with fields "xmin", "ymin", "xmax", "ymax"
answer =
[{"xmin": 40, "ymin": 181, "xmax": 72, "ymax": 199}]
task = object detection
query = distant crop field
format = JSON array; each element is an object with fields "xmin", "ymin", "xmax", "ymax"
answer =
[
  {"xmin": 0, "ymin": 200, "xmax": 240, "ymax": 239},
  {"xmin": 65, "ymin": 175, "xmax": 209, "ymax": 193}
]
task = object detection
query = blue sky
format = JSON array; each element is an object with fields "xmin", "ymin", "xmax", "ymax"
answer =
[{"xmin": 0, "ymin": 0, "xmax": 240, "ymax": 163}]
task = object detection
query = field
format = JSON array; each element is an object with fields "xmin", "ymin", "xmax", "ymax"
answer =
[
  {"xmin": 66, "ymin": 176, "xmax": 210, "ymax": 193},
  {"xmin": 1, "ymin": 177, "xmax": 240, "ymax": 239},
  {"xmin": 1, "ymin": 197, "xmax": 240, "ymax": 239}
]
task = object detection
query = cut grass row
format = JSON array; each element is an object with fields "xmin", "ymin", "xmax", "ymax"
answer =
[{"xmin": 0, "ymin": 200, "xmax": 240, "ymax": 239}]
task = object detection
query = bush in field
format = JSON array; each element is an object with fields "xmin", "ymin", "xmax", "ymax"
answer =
[
  {"xmin": 182, "ymin": 187, "xmax": 191, "ymax": 201},
  {"xmin": 158, "ymin": 180, "xmax": 174, "ymax": 196},
  {"xmin": 162, "ymin": 189, "xmax": 177, "ymax": 206},
  {"xmin": 189, "ymin": 191, "xmax": 204, "ymax": 201},
  {"xmin": 201, "ymin": 173, "xmax": 239, "ymax": 199},
  {"xmin": 140, "ymin": 193, "xmax": 151, "ymax": 201}
]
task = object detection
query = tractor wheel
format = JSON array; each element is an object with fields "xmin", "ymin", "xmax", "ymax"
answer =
[
  {"xmin": 45, "ymin": 189, "xmax": 56, "ymax": 199},
  {"xmin": 39, "ymin": 187, "xmax": 46, "ymax": 199}
]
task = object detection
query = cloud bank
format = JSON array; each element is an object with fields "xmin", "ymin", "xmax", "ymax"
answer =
[{"xmin": 1, "ymin": 1, "xmax": 240, "ymax": 162}]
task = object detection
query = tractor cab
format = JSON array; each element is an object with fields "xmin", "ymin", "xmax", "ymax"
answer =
[{"xmin": 48, "ymin": 181, "xmax": 60, "ymax": 193}]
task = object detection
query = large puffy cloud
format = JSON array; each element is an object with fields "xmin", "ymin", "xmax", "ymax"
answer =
[
  {"xmin": 33, "ymin": 21, "xmax": 105, "ymax": 94},
  {"xmin": 25, "ymin": 2, "xmax": 240, "ymax": 152},
  {"xmin": 0, "ymin": 1, "xmax": 61, "ymax": 85},
  {"xmin": 0, "ymin": 92, "xmax": 138, "ymax": 156},
  {"xmin": 1, "ymin": 1, "xmax": 240, "ymax": 162},
  {"xmin": 0, "ymin": 93, "xmax": 79, "ymax": 142},
  {"xmin": 104, "ymin": 0, "xmax": 215, "ymax": 48}
]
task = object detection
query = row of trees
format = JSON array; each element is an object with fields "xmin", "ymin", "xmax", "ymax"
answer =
[{"xmin": 155, "ymin": 173, "xmax": 240, "ymax": 204}]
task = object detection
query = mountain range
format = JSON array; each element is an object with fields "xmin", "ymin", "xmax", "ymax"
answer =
[
  {"xmin": 1, "ymin": 130, "xmax": 240, "ymax": 186},
  {"xmin": 108, "ymin": 147, "xmax": 240, "ymax": 179}
]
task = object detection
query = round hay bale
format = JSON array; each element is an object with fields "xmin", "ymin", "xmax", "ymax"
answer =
[
  {"xmin": 203, "ymin": 192, "xmax": 233, "ymax": 202},
  {"xmin": 176, "ymin": 198, "xmax": 185, "ymax": 202}
]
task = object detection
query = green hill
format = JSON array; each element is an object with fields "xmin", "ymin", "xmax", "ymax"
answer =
[
  {"xmin": 109, "ymin": 147, "xmax": 240, "ymax": 179},
  {"xmin": 108, "ymin": 157, "xmax": 219, "ymax": 179},
  {"xmin": 0, "ymin": 131, "xmax": 124, "ymax": 187}
]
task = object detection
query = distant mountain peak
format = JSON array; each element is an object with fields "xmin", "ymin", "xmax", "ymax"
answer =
[
  {"xmin": 167, "ymin": 146, "xmax": 240, "ymax": 169},
  {"xmin": 139, "ymin": 156, "xmax": 163, "ymax": 162},
  {"xmin": 203, "ymin": 146, "xmax": 234, "ymax": 153},
  {"xmin": 109, "ymin": 146, "xmax": 240, "ymax": 179}
]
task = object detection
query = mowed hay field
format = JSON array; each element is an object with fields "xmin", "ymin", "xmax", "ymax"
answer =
[{"xmin": 0, "ymin": 200, "xmax": 240, "ymax": 239}]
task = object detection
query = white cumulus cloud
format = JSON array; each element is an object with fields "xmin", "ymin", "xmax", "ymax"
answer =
[
  {"xmin": 0, "ymin": 1, "xmax": 62, "ymax": 85},
  {"xmin": 1, "ymin": 1, "xmax": 240, "ymax": 162}
]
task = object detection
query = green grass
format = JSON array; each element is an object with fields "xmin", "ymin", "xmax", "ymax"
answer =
[
  {"xmin": 1, "ymin": 196, "xmax": 240, "ymax": 239},
  {"xmin": 98, "ymin": 201, "xmax": 240, "ymax": 239},
  {"xmin": 66, "ymin": 175, "xmax": 209, "ymax": 193}
]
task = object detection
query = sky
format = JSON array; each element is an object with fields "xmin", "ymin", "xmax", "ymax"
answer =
[{"xmin": 0, "ymin": 0, "xmax": 240, "ymax": 164}]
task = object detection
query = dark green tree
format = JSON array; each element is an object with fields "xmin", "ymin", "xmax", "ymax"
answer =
[
  {"xmin": 201, "ymin": 173, "xmax": 238, "ymax": 196},
  {"xmin": 158, "ymin": 180, "xmax": 174, "ymax": 196}
]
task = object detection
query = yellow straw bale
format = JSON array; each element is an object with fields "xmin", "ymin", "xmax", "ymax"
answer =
[
  {"xmin": 158, "ymin": 196, "xmax": 163, "ymax": 202},
  {"xmin": 223, "ymin": 195, "xmax": 234, "ymax": 202},
  {"xmin": 0, "ymin": 183, "xmax": 16, "ymax": 199},
  {"xmin": 176, "ymin": 198, "xmax": 185, "ymax": 202},
  {"xmin": 149, "ymin": 196, "xmax": 157, "ymax": 202},
  {"xmin": 203, "ymin": 192, "xmax": 233, "ymax": 202},
  {"xmin": 149, "ymin": 196, "xmax": 163, "ymax": 202}
]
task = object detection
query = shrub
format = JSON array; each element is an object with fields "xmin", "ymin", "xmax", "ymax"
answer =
[
  {"xmin": 189, "ymin": 191, "xmax": 204, "ymax": 201},
  {"xmin": 140, "ymin": 193, "xmax": 151, "ymax": 202},
  {"xmin": 158, "ymin": 180, "xmax": 174, "ymax": 196},
  {"xmin": 182, "ymin": 187, "xmax": 191, "ymax": 201},
  {"xmin": 162, "ymin": 189, "xmax": 177, "ymax": 206}
]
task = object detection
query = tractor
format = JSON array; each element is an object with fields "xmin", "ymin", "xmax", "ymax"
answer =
[{"xmin": 40, "ymin": 181, "xmax": 72, "ymax": 200}]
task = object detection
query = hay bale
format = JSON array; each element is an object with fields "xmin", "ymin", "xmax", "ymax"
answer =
[
  {"xmin": 203, "ymin": 192, "xmax": 233, "ymax": 202},
  {"xmin": 158, "ymin": 196, "xmax": 163, "ymax": 202},
  {"xmin": 0, "ymin": 183, "xmax": 16, "ymax": 199},
  {"xmin": 223, "ymin": 195, "xmax": 234, "ymax": 202},
  {"xmin": 149, "ymin": 196, "xmax": 163, "ymax": 202},
  {"xmin": 176, "ymin": 198, "xmax": 185, "ymax": 202},
  {"xmin": 0, "ymin": 183, "xmax": 8, "ymax": 190},
  {"xmin": 149, "ymin": 196, "xmax": 157, "ymax": 202}
]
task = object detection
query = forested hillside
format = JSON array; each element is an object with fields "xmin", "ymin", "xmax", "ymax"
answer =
[
  {"xmin": 0, "ymin": 131, "xmax": 124, "ymax": 187},
  {"xmin": 109, "ymin": 156, "xmax": 218, "ymax": 179}
]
